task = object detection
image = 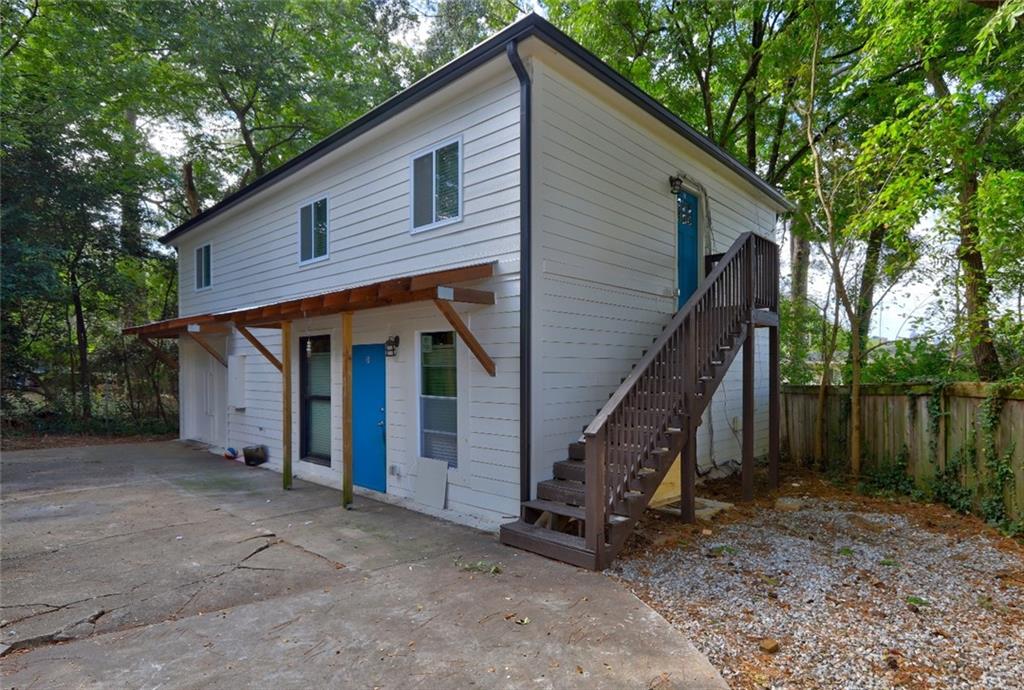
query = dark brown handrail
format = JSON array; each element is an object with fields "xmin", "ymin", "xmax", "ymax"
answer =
[{"xmin": 584, "ymin": 232, "xmax": 778, "ymax": 560}]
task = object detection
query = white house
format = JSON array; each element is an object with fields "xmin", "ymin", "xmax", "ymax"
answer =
[{"xmin": 127, "ymin": 14, "xmax": 789, "ymax": 569}]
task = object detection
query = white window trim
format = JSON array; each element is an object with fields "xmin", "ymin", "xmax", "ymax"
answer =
[
  {"xmin": 415, "ymin": 329, "xmax": 461, "ymax": 469},
  {"xmin": 298, "ymin": 195, "xmax": 330, "ymax": 266},
  {"xmin": 195, "ymin": 243, "xmax": 212, "ymax": 292},
  {"xmin": 408, "ymin": 135, "xmax": 464, "ymax": 234}
]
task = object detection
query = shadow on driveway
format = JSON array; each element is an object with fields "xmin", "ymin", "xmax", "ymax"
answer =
[{"xmin": 1, "ymin": 441, "xmax": 725, "ymax": 689}]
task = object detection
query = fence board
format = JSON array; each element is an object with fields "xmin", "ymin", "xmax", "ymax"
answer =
[{"xmin": 781, "ymin": 383, "xmax": 1024, "ymax": 521}]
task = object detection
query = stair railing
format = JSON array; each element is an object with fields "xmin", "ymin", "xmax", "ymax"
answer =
[{"xmin": 583, "ymin": 232, "xmax": 778, "ymax": 561}]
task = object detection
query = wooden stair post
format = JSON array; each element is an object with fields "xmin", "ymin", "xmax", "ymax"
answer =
[
  {"xmin": 741, "ymin": 241, "xmax": 755, "ymax": 502},
  {"xmin": 769, "ymin": 323, "xmax": 780, "ymax": 489},
  {"xmin": 584, "ymin": 427, "xmax": 606, "ymax": 567}
]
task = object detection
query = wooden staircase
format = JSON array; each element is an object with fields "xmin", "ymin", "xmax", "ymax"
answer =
[{"xmin": 500, "ymin": 232, "xmax": 779, "ymax": 570}]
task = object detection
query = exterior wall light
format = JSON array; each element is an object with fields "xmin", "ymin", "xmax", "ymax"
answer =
[
  {"xmin": 385, "ymin": 335, "xmax": 400, "ymax": 357},
  {"xmin": 669, "ymin": 175, "xmax": 686, "ymax": 194}
]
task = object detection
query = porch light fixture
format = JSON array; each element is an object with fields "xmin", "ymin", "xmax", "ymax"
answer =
[
  {"xmin": 385, "ymin": 335, "xmax": 400, "ymax": 357},
  {"xmin": 669, "ymin": 175, "xmax": 686, "ymax": 194}
]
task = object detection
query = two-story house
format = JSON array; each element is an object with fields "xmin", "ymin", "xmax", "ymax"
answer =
[{"xmin": 126, "ymin": 14, "xmax": 789, "ymax": 569}]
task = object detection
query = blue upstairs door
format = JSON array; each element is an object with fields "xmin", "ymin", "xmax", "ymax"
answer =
[
  {"xmin": 677, "ymin": 191, "xmax": 699, "ymax": 308},
  {"xmin": 352, "ymin": 344, "xmax": 387, "ymax": 492}
]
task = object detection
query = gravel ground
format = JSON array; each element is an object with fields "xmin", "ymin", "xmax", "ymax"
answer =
[{"xmin": 609, "ymin": 493, "xmax": 1024, "ymax": 690}]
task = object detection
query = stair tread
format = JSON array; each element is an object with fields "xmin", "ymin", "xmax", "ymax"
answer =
[
  {"xmin": 523, "ymin": 499, "xmax": 631, "ymax": 524},
  {"xmin": 499, "ymin": 520, "xmax": 599, "ymax": 569}
]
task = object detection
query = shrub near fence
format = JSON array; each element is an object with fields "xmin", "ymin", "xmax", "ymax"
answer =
[{"xmin": 780, "ymin": 382, "xmax": 1024, "ymax": 524}]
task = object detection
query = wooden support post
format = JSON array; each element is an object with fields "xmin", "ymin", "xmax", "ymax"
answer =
[
  {"xmin": 236, "ymin": 324, "xmax": 282, "ymax": 371},
  {"xmin": 281, "ymin": 321, "xmax": 293, "ymax": 490},
  {"xmin": 139, "ymin": 336, "xmax": 179, "ymax": 370},
  {"xmin": 768, "ymin": 324, "xmax": 780, "ymax": 490},
  {"xmin": 186, "ymin": 331, "xmax": 227, "ymax": 368},
  {"xmin": 341, "ymin": 312, "xmax": 353, "ymax": 508},
  {"xmin": 681, "ymin": 420, "xmax": 696, "ymax": 522},
  {"xmin": 742, "ymin": 325, "xmax": 755, "ymax": 501},
  {"xmin": 432, "ymin": 299, "xmax": 496, "ymax": 376},
  {"xmin": 584, "ymin": 428, "xmax": 606, "ymax": 566}
]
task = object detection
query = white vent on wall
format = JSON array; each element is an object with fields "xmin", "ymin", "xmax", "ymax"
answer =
[{"xmin": 228, "ymin": 354, "xmax": 247, "ymax": 409}]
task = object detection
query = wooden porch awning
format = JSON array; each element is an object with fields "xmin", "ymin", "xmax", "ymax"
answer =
[
  {"xmin": 123, "ymin": 262, "xmax": 496, "ymax": 338},
  {"xmin": 123, "ymin": 261, "xmax": 499, "ymax": 376}
]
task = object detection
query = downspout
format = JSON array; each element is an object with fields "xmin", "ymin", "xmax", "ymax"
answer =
[{"xmin": 506, "ymin": 40, "xmax": 532, "ymax": 503}]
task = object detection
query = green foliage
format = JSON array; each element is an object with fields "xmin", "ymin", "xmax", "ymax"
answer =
[
  {"xmin": 859, "ymin": 448, "xmax": 918, "ymax": 499},
  {"xmin": 417, "ymin": 0, "xmax": 519, "ymax": 74},
  {"xmin": 860, "ymin": 339, "xmax": 974, "ymax": 384}
]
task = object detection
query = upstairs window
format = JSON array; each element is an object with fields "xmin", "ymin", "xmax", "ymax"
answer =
[
  {"xmin": 299, "ymin": 197, "xmax": 328, "ymax": 263},
  {"xmin": 411, "ymin": 138, "xmax": 461, "ymax": 231},
  {"xmin": 195, "ymin": 244, "xmax": 211, "ymax": 290},
  {"xmin": 420, "ymin": 331, "xmax": 458, "ymax": 466}
]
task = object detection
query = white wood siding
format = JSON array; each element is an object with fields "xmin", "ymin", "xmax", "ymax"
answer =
[
  {"xmin": 199, "ymin": 269, "xmax": 521, "ymax": 530},
  {"xmin": 173, "ymin": 55, "xmax": 522, "ymax": 529},
  {"xmin": 528, "ymin": 47, "xmax": 780, "ymax": 488},
  {"xmin": 173, "ymin": 57, "xmax": 520, "ymax": 317}
]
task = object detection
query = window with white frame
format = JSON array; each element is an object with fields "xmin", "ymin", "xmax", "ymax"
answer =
[
  {"xmin": 411, "ymin": 138, "xmax": 461, "ymax": 231},
  {"xmin": 420, "ymin": 331, "xmax": 458, "ymax": 466},
  {"xmin": 299, "ymin": 197, "xmax": 328, "ymax": 263},
  {"xmin": 195, "ymin": 244, "xmax": 211, "ymax": 290}
]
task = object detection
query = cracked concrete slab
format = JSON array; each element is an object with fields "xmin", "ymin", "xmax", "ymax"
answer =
[{"xmin": 1, "ymin": 441, "xmax": 726, "ymax": 688}]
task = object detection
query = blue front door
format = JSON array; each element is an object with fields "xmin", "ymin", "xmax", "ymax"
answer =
[
  {"xmin": 352, "ymin": 344, "xmax": 386, "ymax": 492},
  {"xmin": 677, "ymin": 191, "xmax": 699, "ymax": 308}
]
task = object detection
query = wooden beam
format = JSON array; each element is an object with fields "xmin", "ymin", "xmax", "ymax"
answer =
[
  {"xmin": 435, "ymin": 285, "xmax": 495, "ymax": 305},
  {"xmin": 432, "ymin": 299, "xmax": 496, "ymax": 376},
  {"xmin": 282, "ymin": 321, "xmax": 293, "ymax": 490},
  {"xmin": 341, "ymin": 312, "xmax": 353, "ymax": 508},
  {"xmin": 741, "ymin": 325, "xmax": 755, "ymax": 502},
  {"xmin": 235, "ymin": 324, "xmax": 282, "ymax": 372},
  {"xmin": 681, "ymin": 421, "xmax": 696, "ymax": 522},
  {"xmin": 139, "ymin": 336, "xmax": 179, "ymax": 370},
  {"xmin": 752, "ymin": 309, "xmax": 780, "ymax": 328},
  {"xmin": 186, "ymin": 331, "xmax": 227, "ymax": 368},
  {"xmin": 768, "ymin": 325, "xmax": 780, "ymax": 489}
]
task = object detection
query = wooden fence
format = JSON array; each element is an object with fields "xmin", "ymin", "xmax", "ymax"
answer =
[{"xmin": 781, "ymin": 383, "xmax": 1024, "ymax": 522}]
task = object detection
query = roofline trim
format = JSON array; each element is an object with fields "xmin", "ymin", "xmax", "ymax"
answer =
[{"xmin": 161, "ymin": 14, "xmax": 789, "ymax": 245}]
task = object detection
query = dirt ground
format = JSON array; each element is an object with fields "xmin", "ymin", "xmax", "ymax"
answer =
[
  {"xmin": 0, "ymin": 431, "xmax": 177, "ymax": 451},
  {"xmin": 610, "ymin": 466, "xmax": 1024, "ymax": 690}
]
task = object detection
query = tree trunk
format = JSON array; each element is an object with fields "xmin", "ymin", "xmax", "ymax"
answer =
[
  {"xmin": 66, "ymin": 304, "xmax": 76, "ymax": 413},
  {"xmin": 120, "ymin": 110, "xmax": 144, "ymax": 256},
  {"xmin": 849, "ymin": 225, "xmax": 885, "ymax": 366},
  {"xmin": 183, "ymin": 161, "xmax": 202, "ymax": 218},
  {"xmin": 70, "ymin": 269, "xmax": 91, "ymax": 419},
  {"xmin": 958, "ymin": 171, "xmax": 1003, "ymax": 380},
  {"xmin": 790, "ymin": 233, "xmax": 810, "ymax": 306},
  {"xmin": 120, "ymin": 335, "xmax": 139, "ymax": 422},
  {"xmin": 815, "ymin": 297, "xmax": 840, "ymax": 468},
  {"xmin": 848, "ymin": 317, "xmax": 862, "ymax": 477},
  {"xmin": 814, "ymin": 366, "xmax": 831, "ymax": 468},
  {"xmin": 745, "ymin": 87, "xmax": 757, "ymax": 171}
]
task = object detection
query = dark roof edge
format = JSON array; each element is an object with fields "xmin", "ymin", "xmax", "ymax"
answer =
[{"xmin": 162, "ymin": 14, "xmax": 790, "ymax": 245}]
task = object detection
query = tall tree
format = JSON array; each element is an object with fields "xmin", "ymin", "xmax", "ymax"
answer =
[{"xmin": 855, "ymin": 0, "xmax": 1024, "ymax": 380}]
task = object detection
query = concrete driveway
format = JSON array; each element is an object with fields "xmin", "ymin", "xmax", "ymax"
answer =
[{"xmin": 0, "ymin": 441, "xmax": 725, "ymax": 689}]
